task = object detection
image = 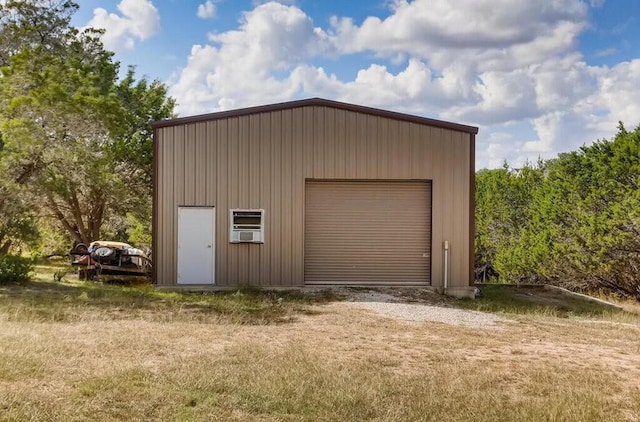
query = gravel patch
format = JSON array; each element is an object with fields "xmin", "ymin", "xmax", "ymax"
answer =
[
  {"xmin": 351, "ymin": 301, "xmax": 508, "ymax": 328},
  {"xmin": 332, "ymin": 288, "xmax": 509, "ymax": 328}
]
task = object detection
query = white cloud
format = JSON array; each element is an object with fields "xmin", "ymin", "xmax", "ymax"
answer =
[
  {"xmin": 252, "ymin": 0, "xmax": 298, "ymax": 5},
  {"xmin": 170, "ymin": 2, "xmax": 331, "ymax": 114},
  {"xmin": 524, "ymin": 113, "xmax": 565, "ymax": 153},
  {"xmin": 168, "ymin": 0, "xmax": 640, "ymax": 168},
  {"xmin": 586, "ymin": 59, "xmax": 640, "ymax": 132},
  {"xmin": 328, "ymin": 0, "xmax": 587, "ymax": 68},
  {"xmin": 593, "ymin": 47, "xmax": 617, "ymax": 58},
  {"xmin": 197, "ymin": 0, "xmax": 216, "ymax": 19},
  {"xmin": 86, "ymin": 0, "xmax": 160, "ymax": 52},
  {"xmin": 444, "ymin": 69, "xmax": 539, "ymax": 125},
  {"xmin": 479, "ymin": 132, "xmax": 512, "ymax": 169}
]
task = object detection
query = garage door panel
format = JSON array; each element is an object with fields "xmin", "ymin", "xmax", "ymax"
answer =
[{"xmin": 304, "ymin": 180, "xmax": 431, "ymax": 285}]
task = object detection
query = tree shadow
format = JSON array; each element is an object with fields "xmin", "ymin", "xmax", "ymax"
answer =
[{"xmin": 468, "ymin": 285, "xmax": 627, "ymax": 318}]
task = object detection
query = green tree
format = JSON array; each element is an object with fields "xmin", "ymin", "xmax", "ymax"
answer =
[
  {"xmin": 0, "ymin": 185, "xmax": 39, "ymax": 253},
  {"xmin": 475, "ymin": 124, "xmax": 640, "ymax": 298},
  {"xmin": 0, "ymin": 1, "xmax": 175, "ymax": 250},
  {"xmin": 537, "ymin": 124, "xmax": 640, "ymax": 297},
  {"xmin": 114, "ymin": 67, "xmax": 176, "ymax": 186},
  {"xmin": 0, "ymin": 0, "xmax": 104, "ymax": 249},
  {"xmin": 0, "ymin": 31, "xmax": 120, "ymax": 245},
  {"xmin": 109, "ymin": 68, "xmax": 175, "ymax": 246},
  {"xmin": 0, "ymin": 0, "xmax": 80, "ymax": 66},
  {"xmin": 475, "ymin": 162, "xmax": 544, "ymax": 281}
]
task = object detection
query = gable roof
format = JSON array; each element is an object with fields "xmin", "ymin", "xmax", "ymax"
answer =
[{"xmin": 152, "ymin": 97, "xmax": 479, "ymax": 134}]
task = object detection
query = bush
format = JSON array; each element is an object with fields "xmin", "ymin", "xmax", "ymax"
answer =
[{"xmin": 0, "ymin": 255, "xmax": 33, "ymax": 284}]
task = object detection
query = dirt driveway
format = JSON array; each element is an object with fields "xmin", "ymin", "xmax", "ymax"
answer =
[{"xmin": 301, "ymin": 287, "xmax": 640, "ymax": 392}]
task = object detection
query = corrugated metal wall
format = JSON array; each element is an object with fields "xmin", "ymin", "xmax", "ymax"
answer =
[
  {"xmin": 155, "ymin": 105, "xmax": 471, "ymax": 288},
  {"xmin": 305, "ymin": 180, "xmax": 431, "ymax": 285}
]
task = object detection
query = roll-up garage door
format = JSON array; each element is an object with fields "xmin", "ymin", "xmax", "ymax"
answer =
[{"xmin": 304, "ymin": 180, "xmax": 431, "ymax": 285}]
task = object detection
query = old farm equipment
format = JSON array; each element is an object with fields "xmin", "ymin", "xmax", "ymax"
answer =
[{"xmin": 70, "ymin": 241, "xmax": 151, "ymax": 280}]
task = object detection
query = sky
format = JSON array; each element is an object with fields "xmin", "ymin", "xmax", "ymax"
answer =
[{"xmin": 71, "ymin": 0, "xmax": 640, "ymax": 169}]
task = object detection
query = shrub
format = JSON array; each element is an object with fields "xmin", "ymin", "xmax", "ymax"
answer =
[{"xmin": 0, "ymin": 255, "xmax": 33, "ymax": 284}]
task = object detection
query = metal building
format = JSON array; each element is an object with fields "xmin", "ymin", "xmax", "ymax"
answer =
[{"xmin": 152, "ymin": 98, "xmax": 477, "ymax": 297}]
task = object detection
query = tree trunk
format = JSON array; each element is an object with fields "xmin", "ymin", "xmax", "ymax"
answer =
[
  {"xmin": 70, "ymin": 188, "xmax": 89, "ymax": 242},
  {"xmin": 45, "ymin": 190, "xmax": 106, "ymax": 245},
  {"xmin": 0, "ymin": 240, "xmax": 12, "ymax": 254},
  {"xmin": 46, "ymin": 192, "xmax": 84, "ymax": 244},
  {"xmin": 87, "ymin": 192, "xmax": 105, "ymax": 242}
]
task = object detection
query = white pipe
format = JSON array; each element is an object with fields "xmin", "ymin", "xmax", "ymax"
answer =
[{"xmin": 443, "ymin": 240, "xmax": 449, "ymax": 292}]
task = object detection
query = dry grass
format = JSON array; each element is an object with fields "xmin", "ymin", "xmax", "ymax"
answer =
[
  {"xmin": 1, "ymin": 259, "xmax": 332, "ymax": 325},
  {"xmin": 463, "ymin": 284, "xmax": 640, "ymax": 322},
  {"xmin": 1, "ymin": 262, "xmax": 639, "ymax": 421}
]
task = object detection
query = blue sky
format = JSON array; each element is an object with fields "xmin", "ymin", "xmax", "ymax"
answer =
[{"xmin": 72, "ymin": 0, "xmax": 640, "ymax": 169}]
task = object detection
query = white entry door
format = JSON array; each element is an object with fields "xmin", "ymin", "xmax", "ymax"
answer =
[{"xmin": 178, "ymin": 207, "xmax": 215, "ymax": 284}]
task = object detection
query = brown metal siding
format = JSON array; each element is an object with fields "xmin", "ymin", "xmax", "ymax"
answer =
[
  {"xmin": 304, "ymin": 180, "xmax": 431, "ymax": 285},
  {"xmin": 155, "ymin": 105, "xmax": 471, "ymax": 288},
  {"xmin": 469, "ymin": 133, "xmax": 476, "ymax": 286}
]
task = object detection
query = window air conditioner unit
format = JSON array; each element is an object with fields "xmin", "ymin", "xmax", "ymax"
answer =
[{"xmin": 230, "ymin": 209, "xmax": 264, "ymax": 243}]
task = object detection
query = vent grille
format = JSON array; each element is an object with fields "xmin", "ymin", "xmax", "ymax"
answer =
[{"xmin": 239, "ymin": 231, "xmax": 254, "ymax": 241}]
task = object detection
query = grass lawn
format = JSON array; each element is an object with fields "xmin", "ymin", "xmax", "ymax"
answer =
[{"xmin": 1, "ymin": 260, "xmax": 639, "ymax": 421}]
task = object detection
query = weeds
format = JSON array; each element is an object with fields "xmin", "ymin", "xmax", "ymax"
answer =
[{"xmin": 0, "ymin": 279, "xmax": 332, "ymax": 325}]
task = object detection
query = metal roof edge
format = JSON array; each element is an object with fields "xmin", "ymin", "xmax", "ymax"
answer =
[{"xmin": 151, "ymin": 97, "xmax": 479, "ymax": 134}]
